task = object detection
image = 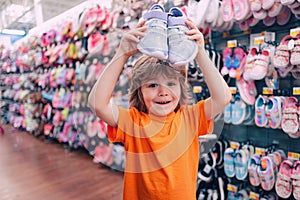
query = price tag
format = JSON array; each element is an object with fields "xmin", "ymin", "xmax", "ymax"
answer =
[
  {"xmin": 193, "ymin": 86, "xmax": 202, "ymax": 94},
  {"xmin": 254, "ymin": 36, "xmax": 265, "ymax": 45},
  {"xmin": 223, "ymin": 32, "xmax": 230, "ymax": 38},
  {"xmin": 249, "ymin": 191, "xmax": 260, "ymax": 200},
  {"xmin": 229, "ymin": 87, "xmax": 237, "ymax": 94},
  {"xmin": 293, "ymin": 87, "xmax": 300, "ymax": 95},
  {"xmin": 288, "ymin": 152, "xmax": 300, "ymax": 160},
  {"xmin": 227, "ymin": 184, "xmax": 238, "ymax": 192},
  {"xmin": 255, "ymin": 147, "xmax": 266, "ymax": 156},
  {"xmin": 262, "ymin": 87, "xmax": 273, "ymax": 95},
  {"xmin": 230, "ymin": 141, "xmax": 240, "ymax": 149},
  {"xmin": 227, "ymin": 40, "xmax": 237, "ymax": 48},
  {"xmin": 290, "ymin": 27, "xmax": 300, "ymax": 37}
]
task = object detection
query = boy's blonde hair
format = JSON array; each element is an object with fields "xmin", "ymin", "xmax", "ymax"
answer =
[{"xmin": 128, "ymin": 55, "xmax": 193, "ymax": 113}]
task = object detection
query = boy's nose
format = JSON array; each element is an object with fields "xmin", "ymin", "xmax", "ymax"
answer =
[{"xmin": 158, "ymin": 86, "xmax": 169, "ymax": 96}]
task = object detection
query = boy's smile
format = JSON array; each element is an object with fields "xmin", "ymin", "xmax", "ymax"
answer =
[{"xmin": 141, "ymin": 75, "xmax": 181, "ymax": 117}]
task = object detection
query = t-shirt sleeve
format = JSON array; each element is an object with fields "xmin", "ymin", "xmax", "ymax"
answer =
[
  {"xmin": 107, "ymin": 106, "xmax": 127, "ymax": 143},
  {"xmin": 197, "ymin": 100, "xmax": 214, "ymax": 136}
]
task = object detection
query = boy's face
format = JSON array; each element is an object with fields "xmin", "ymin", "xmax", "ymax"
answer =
[{"xmin": 141, "ymin": 75, "xmax": 181, "ymax": 117}]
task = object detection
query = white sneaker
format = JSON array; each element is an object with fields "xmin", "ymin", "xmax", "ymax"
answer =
[
  {"xmin": 167, "ymin": 7, "xmax": 198, "ymax": 68},
  {"xmin": 137, "ymin": 4, "xmax": 168, "ymax": 60}
]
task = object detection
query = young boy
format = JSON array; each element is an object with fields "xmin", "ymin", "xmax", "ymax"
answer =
[{"xmin": 88, "ymin": 16, "xmax": 231, "ymax": 200}]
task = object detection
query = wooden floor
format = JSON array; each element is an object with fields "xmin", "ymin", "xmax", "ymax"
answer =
[{"xmin": 0, "ymin": 124, "xmax": 123, "ymax": 200}]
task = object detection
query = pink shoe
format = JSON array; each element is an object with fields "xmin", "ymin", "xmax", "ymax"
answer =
[
  {"xmin": 222, "ymin": 0, "xmax": 234, "ymax": 22},
  {"xmin": 275, "ymin": 159, "xmax": 293, "ymax": 199},
  {"xmin": 281, "ymin": 96, "xmax": 299, "ymax": 136},
  {"xmin": 247, "ymin": 15, "xmax": 260, "ymax": 26},
  {"xmin": 287, "ymin": 1, "xmax": 300, "ymax": 9},
  {"xmin": 291, "ymin": 35, "xmax": 300, "ymax": 65},
  {"xmin": 238, "ymin": 21, "xmax": 249, "ymax": 31},
  {"xmin": 236, "ymin": 77, "xmax": 256, "ymax": 105},
  {"xmin": 251, "ymin": 50, "xmax": 269, "ymax": 80},
  {"xmin": 292, "ymin": 160, "xmax": 300, "ymax": 200},
  {"xmin": 251, "ymin": 0, "xmax": 262, "ymax": 11},
  {"xmin": 232, "ymin": 0, "xmax": 250, "ymax": 21},
  {"xmin": 253, "ymin": 8, "xmax": 267, "ymax": 19},
  {"xmin": 230, "ymin": 47, "xmax": 246, "ymax": 79},
  {"xmin": 243, "ymin": 47, "xmax": 258, "ymax": 81},
  {"xmin": 87, "ymin": 31, "xmax": 104, "ymax": 58},
  {"xmin": 274, "ymin": 35, "xmax": 293, "ymax": 69},
  {"xmin": 221, "ymin": 47, "xmax": 233, "ymax": 76},
  {"xmin": 97, "ymin": 120, "xmax": 107, "ymax": 139},
  {"xmin": 292, "ymin": 4, "xmax": 300, "ymax": 15},
  {"xmin": 262, "ymin": 0, "xmax": 275, "ymax": 10},
  {"xmin": 287, "ymin": 0, "xmax": 300, "ymax": 8},
  {"xmin": 263, "ymin": 16, "xmax": 276, "ymax": 26},
  {"xmin": 95, "ymin": 5, "xmax": 106, "ymax": 24},
  {"xmin": 258, "ymin": 156, "xmax": 276, "ymax": 191},
  {"xmin": 268, "ymin": 2, "xmax": 283, "ymax": 17},
  {"xmin": 248, "ymin": 154, "xmax": 261, "ymax": 187},
  {"xmin": 276, "ymin": 6, "xmax": 291, "ymax": 25},
  {"xmin": 93, "ymin": 144, "xmax": 113, "ymax": 166}
]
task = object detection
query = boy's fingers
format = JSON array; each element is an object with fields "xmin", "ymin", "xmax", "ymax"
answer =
[
  {"xmin": 185, "ymin": 20, "xmax": 197, "ymax": 29},
  {"xmin": 136, "ymin": 20, "xmax": 146, "ymax": 28},
  {"xmin": 137, "ymin": 26, "xmax": 147, "ymax": 32},
  {"xmin": 186, "ymin": 29, "xmax": 198, "ymax": 35}
]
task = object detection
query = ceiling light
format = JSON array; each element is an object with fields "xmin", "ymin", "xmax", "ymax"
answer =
[{"xmin": 1, "ymin": 29, "xmax": 26, "ymax": 36}]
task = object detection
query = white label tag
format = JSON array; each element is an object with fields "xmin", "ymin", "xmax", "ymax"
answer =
[
  {"xmin": 203, "ymin": 164, "xmax": 211, "ymax": 174},
  {"xmin": 288, "ymin": 39, "xmax": 295, "ymax": 50}
]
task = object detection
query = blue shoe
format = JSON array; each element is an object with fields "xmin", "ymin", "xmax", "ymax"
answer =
[
  {"xmin": 234, "ymin": 149, "xmax": 248, "ymax": 180},
  {"xmin": 224, "ymin": 147, "xmax": 235, "ymax": 178},
  {"xmin": 224, "ymin": 102, "xmax": 232, "ymax": 124},
  {"xmin": 137, "ymin": 4, "xmax": 168, "ymax": 60},
  {"xmin": 167, "ymin": 7, "xmax": 198, "ymax": 68},
  {"xmin": 231, "ymin": 94, "xmax": 246, "ymax": 125}
]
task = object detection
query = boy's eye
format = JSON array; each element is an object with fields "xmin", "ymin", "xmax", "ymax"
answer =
[
  {"xmin": 167, "ymin": 82, "xmax": 176, "ymax": 87},
  {"xmin": 148, "ymin": 83, "xmax": 158, "ymax": 88}
]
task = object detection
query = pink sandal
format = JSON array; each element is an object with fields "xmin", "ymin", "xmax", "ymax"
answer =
[
  {"xmin": 274, "ymin": 35, "xmax": 293, "ymax": 69},
  {"xmin": 281, "ymin": 96, "xmax": 299, "ymax": 137},
  {"xmin": 275, "ymin": 159, "xmax": 293, "ymax": 199},
  {"xmin": 291, "ymin": 34, "xmax": 300, "ymax": 65},
  {"xmin": 292, "ymin": 160, "xmax": 300, "ymax": 200}
]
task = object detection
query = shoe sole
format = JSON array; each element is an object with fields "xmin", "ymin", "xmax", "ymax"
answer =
[
  {"xmin": 137, "ymin": 44, "xmax": 168, "ymax": 60},
  {"xmin": 169, "ymin": 45, "xmax": 198, "ymax": 68}
]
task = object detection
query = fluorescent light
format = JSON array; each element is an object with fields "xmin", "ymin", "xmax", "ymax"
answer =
[{"xmin": 1, "ymin": 29, "xmax": 26, "ymax": 36}]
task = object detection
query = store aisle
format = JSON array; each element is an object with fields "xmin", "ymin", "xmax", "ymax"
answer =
[{"xmin": 0, "ymin": 125, "xmax": 123, "ymax": 200}]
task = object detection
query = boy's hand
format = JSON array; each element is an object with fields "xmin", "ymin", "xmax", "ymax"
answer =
[
  {"xmin": 116, "ymin": 21, "xmax": 147, "ymax": 58},
  {"xmin": 185, "ymin": 20, "xmax": 205, "ymax": 52}
]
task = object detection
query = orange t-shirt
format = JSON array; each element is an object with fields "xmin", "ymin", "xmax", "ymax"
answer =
[{"xmin": 108, "ymin": 100, "xmax": 213, "ymax": 200}]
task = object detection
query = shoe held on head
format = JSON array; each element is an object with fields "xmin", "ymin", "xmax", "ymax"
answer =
[
  {"xmin": 137, "ymin": 4, "xmax": 168, "ymax": 60},
  {"xmin": 167, "ymin": 7, "xmax": 198, "ymax": 68}
]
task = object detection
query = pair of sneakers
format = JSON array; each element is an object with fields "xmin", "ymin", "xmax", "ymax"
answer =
[{"xmin": 137, "ymin": 4, "xmax": 198, "ymax": 68}]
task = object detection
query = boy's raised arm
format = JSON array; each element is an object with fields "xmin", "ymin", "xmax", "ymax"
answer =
[
  {"xmin": 185, "ymin": 20, "xmax": 231, "ymax": 120},
  {"xmin": 88, "ymin": 21, "xmax": 146, "ymax": 127}
]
